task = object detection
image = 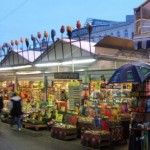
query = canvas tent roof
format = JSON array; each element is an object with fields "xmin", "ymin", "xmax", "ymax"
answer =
[
  {"xmin": 0, "ymin": 49, "xmax": 43, "ymax": 67},
  {"xmin": 34, "ymin": 38, "xmax": 96, "ymax": 63},
  {"xmin": 13, "ymin": 49, "xmax": 42, "ymax": 62},
  {"xmin": 62, "ymin": 38, "xmax": 95, "ymax": 53}
]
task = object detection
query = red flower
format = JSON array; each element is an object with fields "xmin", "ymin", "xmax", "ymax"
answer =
[{"xmin": 44, "ymin": 31, "xmax": 48, "ymax": 38}]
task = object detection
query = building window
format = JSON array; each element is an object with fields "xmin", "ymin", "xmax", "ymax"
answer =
[
  {"xmin": 117, "ymin": 31, "xmax": 120, "ymax": 37},
  {"xmin": 124, "ymin": 29, "xmax": 128, "ymax": 37}
]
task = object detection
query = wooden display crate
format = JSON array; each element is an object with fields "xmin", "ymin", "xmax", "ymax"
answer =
[
  {"xmin": 51, "ymin": 126, "xmax": 77, "ymax": 140},
  {"xmin": 22, "ymin": 122, "xmax": 47, "ymax": 131},
  {"xmin": 81, "ymin": 132, "xmax": 111, "ymax": 149},
  {"xmin": 1, "ymin": 117, "xmax": 11, "ymax": 124},
  {"xmin": 77, "ymin": 122, "xmax": 95, "ymax": 137}
]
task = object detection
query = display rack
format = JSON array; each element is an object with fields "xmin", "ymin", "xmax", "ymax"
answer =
[
  {"xmin": 129, "ymin": 80, "xmax": 150, "ymax": 150},
  {"xmin": 81, "ymin": 130, "xmax": 111, "ymax": 149},
  {"xmin": 51, "ymin": 126, "xmax": 77, "ymax": 140},
  {"xmin": 22, "ymin": 122, "xmax": 47, "ymax": 131}
]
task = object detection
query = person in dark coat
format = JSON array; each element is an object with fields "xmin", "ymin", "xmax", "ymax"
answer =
[
  {"xmin": 0, "ymin": 93, "xmax": 4, "ymax": 121},
  {"xmin": 10, "ymin": 92, "xmax": 23, "ymax": 131}
]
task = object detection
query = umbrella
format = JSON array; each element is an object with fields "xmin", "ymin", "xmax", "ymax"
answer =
[{"xmin": 108, "ymin": 62, "xmax": 150, "ymax": 84}]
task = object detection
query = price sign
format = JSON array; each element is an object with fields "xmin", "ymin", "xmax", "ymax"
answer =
[
  {"xmin": 61, "ymin": 107, "xmax": 66, "ymax": 112},
  {"xmin": 54, "ymin": 104, "xmax": 57, "ymax": 110},
  {"xmin": 84, "ymin": 101, "xmax": 87, "ymax": 106},
  {"xmin": 47, "ymin": 113, "xmax": 52, "ymax": 119},
  {"xmin": 36, "ymin": 102, "xmax": 40, "ymax": 109},
  {"xmin": 48, "ymin": 99, "xmax": 53, "ymax": 105},
  {"xmin": 69, "ymin": 99, "xmax": 75, "ymax": 110},
  {"xmin": 55, "ymin": 114, "xmax": 63, "ymax": 122}
]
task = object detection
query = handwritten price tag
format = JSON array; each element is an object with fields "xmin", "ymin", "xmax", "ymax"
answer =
[
  {"xmin": 55, "ymin": 114, "xmax": 63, "ymax": 122},
  {"xmin": 61, "ymin": 107, "xmax": 66, "ymax": 112}
]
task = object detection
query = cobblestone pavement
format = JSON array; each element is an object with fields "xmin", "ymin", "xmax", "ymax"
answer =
[{"xmin": 0, "ymin": 122, "xmax": 128, "ymax": 150}]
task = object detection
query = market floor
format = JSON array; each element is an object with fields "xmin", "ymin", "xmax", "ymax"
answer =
[{"xmin": 0, "ymin": 122, "xmax": 128, "ymax": 150}]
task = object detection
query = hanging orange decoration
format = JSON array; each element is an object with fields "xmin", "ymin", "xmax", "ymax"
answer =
[
  {"xmin": 66, "ymin": 26, "xmax": 72, "ymax": 32},
  {"xmin": 66, "ymin": 26, "xmax": 72, "ymax": 39},
  {"xmin": 44, "ymin": 31, "xmax": 48, "ymax": 38},
  {"xmin": 15, "ymin": 40, "xmax": 19, "ymax": 45}
]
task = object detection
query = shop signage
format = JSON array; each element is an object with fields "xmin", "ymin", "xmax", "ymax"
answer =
[
  {"xmin": 54, "ymin": 72, "xmax": 79, "ymax": 79},
  {"xmin": 55, "ymin": 114, "xmax": 63, "ymax": 122},
  {"xmin": 106, "ymin": 85, "xmax": 121, "ymax": 89}
]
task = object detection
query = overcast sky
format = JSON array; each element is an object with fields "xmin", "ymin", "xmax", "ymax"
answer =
[{"xmin": 0, "ymin": 0, "xmax": 145, "ymax": 46}]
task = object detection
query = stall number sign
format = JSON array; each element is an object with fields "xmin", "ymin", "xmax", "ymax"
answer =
[{"xmin": 56, "ymin": 114, "xmax": 63, "ymax": 123}]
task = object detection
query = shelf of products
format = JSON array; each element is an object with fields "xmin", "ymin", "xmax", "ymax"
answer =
[
  {"xmin": 129, "ymin": 79, "xmax": 150, "ymax": 150},
  {"xmin": 0, "ymin": 77, "xmax": 132, "ymax": 148},
  {"xmin": 18, "ymin": 80, "xmax": 44, "ymax": 102},
  {"xmin": 77, "ymin": 81, "xmax": 132, "ymax": 148}
]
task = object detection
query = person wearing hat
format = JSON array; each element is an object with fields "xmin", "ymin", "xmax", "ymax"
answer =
[{"xmin": 9, "ymin": 92, "xmax": 23, "ymax": 131}]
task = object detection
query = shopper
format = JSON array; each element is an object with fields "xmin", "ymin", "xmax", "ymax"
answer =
[
  {"xmin": 0, "ymin": 92, "xmax": 4, "ymax": 122},
  {"xmin": 9, "ymin": 92, "xmax": 23, "ymax": 131}
]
